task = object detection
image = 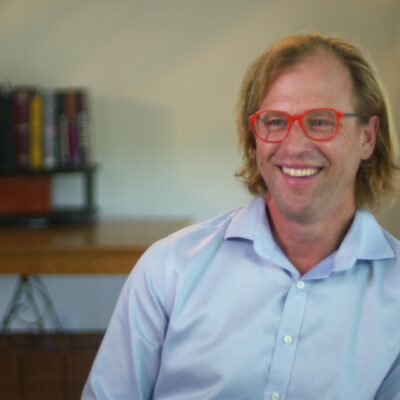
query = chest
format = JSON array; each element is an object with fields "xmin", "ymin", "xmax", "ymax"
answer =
[{"xmin": 153, "ymin": 257, "xmax": 400, "ymax": 399}]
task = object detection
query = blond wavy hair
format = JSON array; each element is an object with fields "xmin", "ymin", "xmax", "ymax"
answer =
[{"xmin": 235, "ymin": 32, "xmax": 399, "ymax": 210}]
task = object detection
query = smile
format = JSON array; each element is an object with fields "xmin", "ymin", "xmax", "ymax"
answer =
[{"xmin": 281, "ymin": 167, "xmax": 320, "ymax": 177}]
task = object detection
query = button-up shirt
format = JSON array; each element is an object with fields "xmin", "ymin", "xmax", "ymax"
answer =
[{"xmin": 82, "ymin": 197, "xmax": 400, "ymax": 400}]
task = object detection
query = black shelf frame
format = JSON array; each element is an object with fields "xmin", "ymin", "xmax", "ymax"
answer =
[{"xmin": 0, "ymin": 164, "xmax": 98, "ymax": 224}]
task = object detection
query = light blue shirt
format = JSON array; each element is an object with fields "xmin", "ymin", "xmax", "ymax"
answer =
[{"xmin": 82, "ymin": 197, "xmax": 400, "ymax": 400}]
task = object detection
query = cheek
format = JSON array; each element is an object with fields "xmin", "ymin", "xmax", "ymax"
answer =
[
  {"xmin": 256, "ymin": 152, "xmax": 273, "ymax": 181},
  {"xmin": 254, "ymin": 140, "xmax": 281, "ymax": 173},
  {"xmin": 255, "ymin": 142, "xmax": 272, "ymax": 165},
  {"xmin": 255, "ymin": 148, "xmax": 267, "ymax": 171}
]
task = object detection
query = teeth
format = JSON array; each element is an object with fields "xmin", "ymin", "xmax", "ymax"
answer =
[{"xmin": 282, "ymin": 167, "xmax": 319, "ymax": 177}]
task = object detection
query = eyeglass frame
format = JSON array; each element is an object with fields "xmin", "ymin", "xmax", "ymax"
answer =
[{"xmin": 248, "ymin": 107, "xmax": 359, "ymax": 143}]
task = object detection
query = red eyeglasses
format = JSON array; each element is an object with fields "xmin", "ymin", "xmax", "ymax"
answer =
[{"xmin": 248, "ymin": 108, "xmax": 359, "ymax": 143}]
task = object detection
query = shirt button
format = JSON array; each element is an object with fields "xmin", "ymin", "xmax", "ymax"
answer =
[
  {"xmin": 283, "ymin": 335, "xmax": 293, "ymax": 344},
  {"xmin": 271, "ymin": 392, "xmax": 281, "ymax": 400},
  {"xmin": 296, "ymin": 281, "xmax": 305, "ymax": 289}
]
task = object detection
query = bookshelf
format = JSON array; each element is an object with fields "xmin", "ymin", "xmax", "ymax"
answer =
[
  {"xmin": 0, "ymin": 164, "xmax": 98, "ymax": 224},
  {"xmin": 0, "ymin": 85, "xmax": 94, "ymax": 224}
]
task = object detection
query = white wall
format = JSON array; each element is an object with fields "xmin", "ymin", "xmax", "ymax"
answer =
[{"xmin": 0, "ymin": 0, "xmax": 399, "ymax": 330}]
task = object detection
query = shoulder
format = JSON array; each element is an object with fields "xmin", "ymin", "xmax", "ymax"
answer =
[
  {"xmin": 128, "ymin": 207, "xmax": 244, "ymax": 277},
  {"xmin": 143, "ymin": 206, "xmax": 242, "ymax": 267},
  {"xmin": 169, "ymin": 208, "xmax": 241, "ymax": 243},
  {"xmin": 355, "ymin": 210, "xmax": 400, "ymax": 261},
  {"xmin": 130, "ymin": 197, "xmax": 269, "ymax": 280},
  {"xmin": 122, "ymin": 207, "xmax": 244, "ymax": 313},
  {"xmin": 363, "ymin": 212, "xmax": 400, "ymax": 277}
]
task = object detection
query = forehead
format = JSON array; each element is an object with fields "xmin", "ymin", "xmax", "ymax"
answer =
[{"xmin": 260, "ymin": 52, "xmax": 355, "ymax": 111}]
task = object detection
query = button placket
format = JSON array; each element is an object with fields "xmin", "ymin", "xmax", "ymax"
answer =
[{"xmin": 265, "ymin": 280, "xmax": 311, "ymax": 400}]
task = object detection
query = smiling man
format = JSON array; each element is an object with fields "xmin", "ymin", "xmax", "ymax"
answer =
[
  {"xmin": 250, "ymin": 50, "xmax": 378, "ymax": 274},
  {"xmin": 83, "ymin": 33, "xmax": 400, "ymax": 400}
]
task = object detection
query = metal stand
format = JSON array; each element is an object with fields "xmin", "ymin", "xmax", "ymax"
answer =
[{"xmin": 1, "ymin": 274, "xmax": 62, "ymax": 332}]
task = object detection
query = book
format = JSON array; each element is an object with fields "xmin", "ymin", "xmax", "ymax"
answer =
[
  {"xmin": 56, "ymin": 90, "xmax": 70, "ymax": 168},
  {"xmin": 12, "ymin": 86, "xmax": 33, "ymax": 169},
  {"xmin": 30, "ymin": 91, "xmax": 43, "ymax": 169},
  {"xmin": 75, "ymin": 89, "xmax": 90, "ymax": 166},
  {"xmin": 66, "ymin": 90, "xmax": 80, "ymax": 167},
  {"xmin": 1, "ymin": 89, "xmax": 15, "ymax": 170},
  {"xmin": 42, "ymin": 88, "xmax": 57, "ymax": 169},
  {"xmin": 0, "ymin": 87, "xmax": 5, "ymax": 168}
]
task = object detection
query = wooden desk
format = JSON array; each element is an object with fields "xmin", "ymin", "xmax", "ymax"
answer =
[{"xmin": 0, "ymin": 219, "xmax": 189, "ymax": 275}]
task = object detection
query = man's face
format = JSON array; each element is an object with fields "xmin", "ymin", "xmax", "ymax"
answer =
[{"xmin": 255, "ymin": 52, "xmax": 377, "ymax": 224}]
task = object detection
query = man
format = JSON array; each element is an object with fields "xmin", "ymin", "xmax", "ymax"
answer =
[{"xmin": 83, "ymin": 33, "xmax": 400, "ymax": 399}]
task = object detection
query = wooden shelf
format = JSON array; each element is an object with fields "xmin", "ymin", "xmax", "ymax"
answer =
[{"xmin": 0, "ymin": 218, "xmax": 190, "ymax": 274}]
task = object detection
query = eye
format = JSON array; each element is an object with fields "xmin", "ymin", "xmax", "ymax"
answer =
[
  {"xmin": 306, "ymin": 111, "xmax": 336, "ymax": 131},
  {"xmin": 268, "ymin": 118, "xmax": 286, "ymax": 127},
  {"xmin": 259, "ymin": 113, "xmax": 288, "ymax": 130},
  {"xmin": 310, "ymin": 118, "xmax": 332, "ymax": 127}
]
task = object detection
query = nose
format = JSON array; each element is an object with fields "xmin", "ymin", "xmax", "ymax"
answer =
[{"xmin": 282, "ymin": 119, "xmax": 312, "ymax": 152}]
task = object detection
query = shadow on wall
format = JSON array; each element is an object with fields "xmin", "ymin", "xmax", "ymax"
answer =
[
  {"xmin": 93, "ymin": 94, "xmax": 233, "ymax": 218},
  {"xmin": 55, "ymin": 95, "xmax": 185, "ymax": 217}
]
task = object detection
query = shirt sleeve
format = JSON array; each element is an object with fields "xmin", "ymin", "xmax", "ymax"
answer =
[
  {"xmin": 81, "ymin": 238, "xmax": 170, "ymax": 400},
  {"xmin": 375, "ymin": 350, "xmax": 400, "ymax": 400}
]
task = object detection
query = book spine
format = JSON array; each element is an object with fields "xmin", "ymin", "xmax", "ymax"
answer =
[
  {"xmin": 66, "ymin": 90, "xmax": 80, "ymax": 167},
  {"xmin": 12, "ymin": 87, "xmax": 32, "ymax": 169},
  {"xmin": 76, "ymin": 89, "xmax": 90, "ymax": 165},
  {"xmin": 56, "ymin": 91, "xmax": 70, "ymax": 168},
  {"xmin": 42, "ymin": 89, "xmax": 57, "ymax": 169},
  {"xmin": 0, "ymin": 87, "xmax": 6, "ymax": 169},
  {"xmin": 30, "ymin": 91, "xmax": 43, "ymax": 169},
  {"xmin": 2, "ymin": 91, "xmax": 15, "ymax": 170}
]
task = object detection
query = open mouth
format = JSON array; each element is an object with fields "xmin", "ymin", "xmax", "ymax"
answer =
[{"xmin": 281, "ymin": 166, "xmax": 320, "ymax": 177}]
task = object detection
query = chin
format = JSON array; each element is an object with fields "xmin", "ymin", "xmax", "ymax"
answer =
[{"xmin": 276, "ymin": 202, "xmax": 319, "ymax": 223}]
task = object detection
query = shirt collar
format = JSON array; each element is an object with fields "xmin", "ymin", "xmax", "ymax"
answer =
[
  {"xmin": 224, "ymin": 196, "xmax": 266, "ymax": 242},
  {"xmin": 225, "ymin": 197, "xmax": 395, "ymax": 272},
  {"xmin": 225, "ymin": 197, "xmax": 295, "ymax": 270},
  {"xmin": 333, "ymin": 209, "xmax": 395, "ymax": 272}
]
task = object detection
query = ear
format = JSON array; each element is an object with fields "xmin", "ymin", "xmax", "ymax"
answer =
[{"xmin": 360, "ymin": 115, "xmax": 379, "ymax": 160}]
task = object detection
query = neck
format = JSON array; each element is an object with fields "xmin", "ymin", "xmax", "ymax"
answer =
[{"xmin": 266, "ymin": 199, "xmax": 355, "ymax": 275}]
